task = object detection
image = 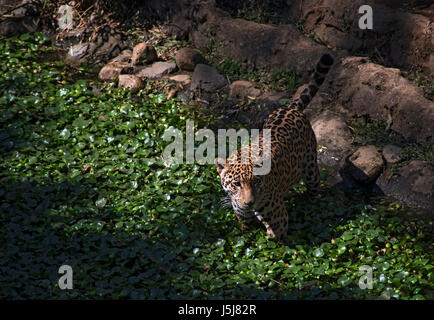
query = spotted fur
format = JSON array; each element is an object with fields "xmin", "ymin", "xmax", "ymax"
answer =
[{"xmin": 215, "ymin": 54, "xmax": 334, "ymax": 241}]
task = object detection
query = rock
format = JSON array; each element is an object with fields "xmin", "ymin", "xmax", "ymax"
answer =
[
  {"xmin": 377, "ymin": 161, "xmax": 434, "ymax": 210},
  {"xmin": 57, "ymin": 27, "xmax": 86, "ymax": 48},
  {"xmin": 388, "ymin": 11, "xmax": 433, "ymax": 75},
  {"xmin": 311, "ymin": 110, "xmax": 353, "ymax": 168},
  {"xmin": 110, "ymin": 49, "xmax": 132, "ymax": 63},
  {"xmin": 118, "ymin": 74, "xmax": 143, "ymax": 93},
  {"xmin": 326, "ymin": 56, "xmax": 434, "ymax": 144},
  {"xmin": 61, "ymin": 28, "xmax": 131, "ymax": 67},
  {"xmin": 0, "ymin": 0, "xmax": 40, "ymax": 36},
  {"xmin": 190, "ymin": 3, "xmax": 329, "ymax": 78},
  {"xmin": 346, "ymin": 145, "xmax": 384, "ymax": 184},
  {"xmin": 131, "ymin": 43, "xmax": 158, "ymax": 65},
  {"xmin": 382, "ymin": 144, "xmax": 403, "ymax": 164},
  {"xmin": 233, "ymin": 92, "xmax": 290, "ymax": 129},
  {"xmin": 308, "ymin": 110, "xmax": 355, "ymax": 189},
  {"xmin": 163, "ymin": 13, "xmax": 192, "ymax": 40},
  {"xmin": 175, "ymin": 48, "xmax": 207, "ymax": 71},
  {"xmin": 258, "ymin": 92, "xmax": 289, "ymax": 103},
  {"xmin": 169, "ymin": 74, "xmax": 191, "ymax": 85},
  {"xmin": 311, "ymin": 110, "xmax": 353, "ymax": 154},
  {"xmin": 314, "ymin": 23, "xmax": 363, "ymax": 51},
  {"xmin": 191, "ymin": 64, "xmax": 228, "ymax": 92},
  {"xmin": 66, "ymin": 43, "xmax": 89, "ymax": 63},
  {"xmin": 229, "ymin": 80, "xmax": 261, "ymax": 99},
  {"xmin": 137, "ymin": 61, "xmax": 177, "ymax": 79},
  {"xmin": 98, "ymin": 62, "xmax": 133, "ymax": 82},
  {"xmin": 93, "ymin": 33, "xmax": 126, "ymax": 64},
  {"xmin": 10, "ymin": 0, "xmax": 41, "ymax": 17},
  {"xmin": 0, "ymin": 17, "xmax": 38, "ymax": 36},
  {"xmin": 286, "ymin": 0, "xmax": 432, "ymax": 76}
]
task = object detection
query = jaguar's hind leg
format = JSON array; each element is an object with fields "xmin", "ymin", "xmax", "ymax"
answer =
[{"xmin": 301, "ymin": 137, "xmax": 321, "ymax": 193}]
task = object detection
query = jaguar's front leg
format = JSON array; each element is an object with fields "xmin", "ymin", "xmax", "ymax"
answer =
[
  {"xmin": 255, "ymin": 196, "xmax": 288, "ymax": 241},
  {"xmin": 236, "ymin": 213, "xmax": 260, "ymax": 231},
  {"xmin": 236, "ymin": 214, "xmax": 248, "ymax": 231}
]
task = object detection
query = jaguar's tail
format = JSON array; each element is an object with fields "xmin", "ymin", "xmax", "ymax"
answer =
[{"xmin": 291, "ymin": 53, "xmax": 334, "ymax": 111}]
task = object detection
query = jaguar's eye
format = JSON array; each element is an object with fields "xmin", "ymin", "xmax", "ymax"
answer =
[{"xmin": 234, "ymin": 181, "xmax": 241, "ymax": 187}]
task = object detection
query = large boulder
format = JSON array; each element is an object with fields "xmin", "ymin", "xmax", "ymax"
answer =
[
  {"xmin": 286, "ymin": 0, "xmax": 433, "ymax": 76},
  {"xmin": 311, "ymin": 110, "xmax": 354, "ymax": 170},
  {"xmin": 309, "ymin": 110, "xmax": 355, "ymax": 188},
  {"xmin": 325, "ymin": 57, "xmax": 434, "ymax": 144},
  {"xmin": 377, "ymin": 160, "xmax": 434, "ymax": 211},
  {"xmin": 311, "ymin": 110, "xmax": 353, "ymax": 157},
  {"xmin": 190, "ymin": 2, "xmax": 330, "ymax": 79}
]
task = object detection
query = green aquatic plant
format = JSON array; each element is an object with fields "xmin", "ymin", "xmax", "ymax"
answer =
[{"xmin": 0, "ymin": 33, "xmax": 432, "ymax": 300}]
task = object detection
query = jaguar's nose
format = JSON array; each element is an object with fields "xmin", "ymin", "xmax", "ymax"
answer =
[
  {"xmin": 242, "ymin": 186, "xmax": 255, "ymax": 208},
  {"xmin": 245, "ymin": 199, "xmax": 255, "ymax": 207}
]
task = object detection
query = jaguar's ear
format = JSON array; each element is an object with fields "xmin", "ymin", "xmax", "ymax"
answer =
[{"xmin": 214, "ymin": 157, "xmax": 226, "ymax": 175}]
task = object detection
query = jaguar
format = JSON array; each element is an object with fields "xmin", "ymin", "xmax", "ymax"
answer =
[{"xmin": 215, "ymin": 53, "xmax": 334, "ymax": 241}]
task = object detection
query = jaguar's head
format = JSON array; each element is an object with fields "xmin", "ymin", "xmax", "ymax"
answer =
[{"xmin": 214, "ymin": 156, "xmax": 259, "ymax": 215}]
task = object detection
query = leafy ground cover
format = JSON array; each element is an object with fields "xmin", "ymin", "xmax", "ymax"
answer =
[{"xmin": 0, "ymin": 33, "xmax": 433, "ymax": 299}]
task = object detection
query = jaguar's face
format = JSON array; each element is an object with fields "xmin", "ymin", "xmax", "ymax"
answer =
[{"xmin": 215, "ymin": 157, "xmax": 259, "ymax": 214}]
